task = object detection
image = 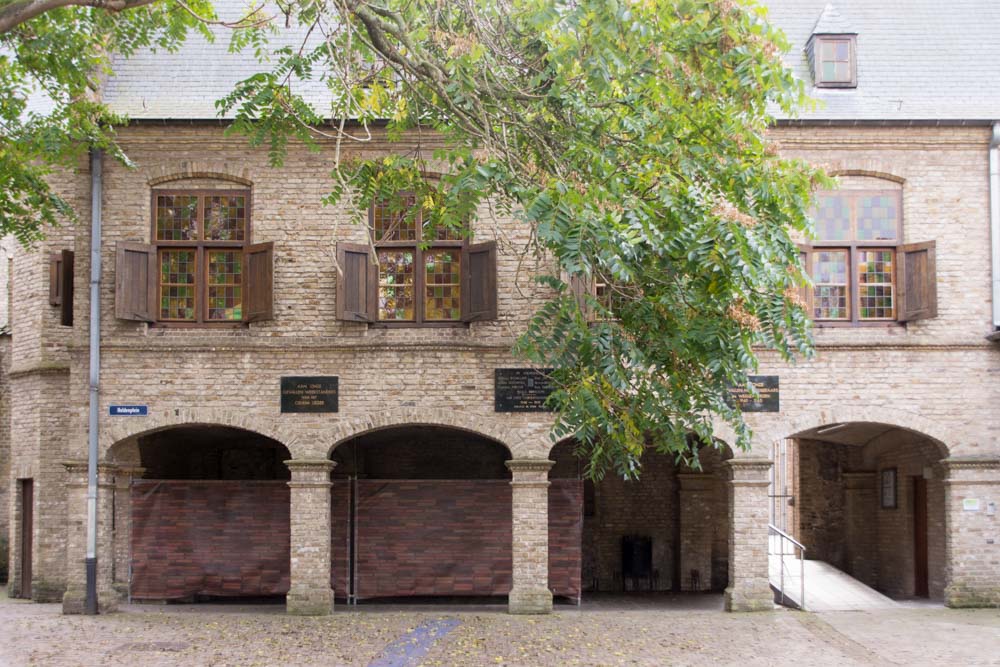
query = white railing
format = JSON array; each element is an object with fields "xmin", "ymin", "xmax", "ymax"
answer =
[{"xmin": 768, "ymin": 523, "xmax": 806, "ymax": 610}]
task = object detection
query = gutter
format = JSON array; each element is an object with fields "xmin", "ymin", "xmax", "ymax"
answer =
[
  {"xmin": 990, "ymin": 124, "xmax": 1000, "ymax": 342},
  {"xmin": 85, "ymin": 148, "xmax": 103, "ymax": 613}
]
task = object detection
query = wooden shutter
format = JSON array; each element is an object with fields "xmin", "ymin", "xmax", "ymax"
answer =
[
  {"xmin": 244, "ymin": 242, "xmax": 274, "ymax": 323},
  {"xmin": 569, "ymin": 272, "xmax": 593, "ymax": 318},
  {"xmin": 115, "ymin": 242, "xmax": 156, "ymax": 322},
  {"xmin": 897, "ymin": 240, "xmax": 937, "ymax": 322},
  {"xmin": 336, "ymin": 242, "xmax": 377, "ymax": 322},
  {"xmin": 48, "ymin": 253, "xmax": 63, "ymax": 306},
  {"xmin": 796, "ymin": 244, "xmax": 812, "ymax": 316},
  {"xmin": 461, "ymin": 241, "xmax": 498, "ymax": 322},
  {"xmin": 60, "ymin": 249, "xmax": 74, "ymax": 327}
]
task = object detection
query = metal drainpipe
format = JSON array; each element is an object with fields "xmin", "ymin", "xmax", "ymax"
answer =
[
  {"xmin": 990, "ymin": 123, "xmax": 1000, "ymax": 333},
  {"xmin": 85, "ymin": 148, "xmax": 103, "ymax": 614}
]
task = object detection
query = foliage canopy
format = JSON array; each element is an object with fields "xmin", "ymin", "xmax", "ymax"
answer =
[{"xmin": 1, "ymin": 0, "xmax": 824, "ymax": 478}]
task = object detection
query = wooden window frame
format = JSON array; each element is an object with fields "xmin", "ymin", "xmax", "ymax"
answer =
[
  {"xmin": 813, "ymin": 35, "xmax": 857, "ymax": 89},
  {"xmin": 150, "ymin": 189, "xmax": 252, "ymax": 328},
  {"xmin": 804, "ymin": 189, "xmax": 903, "ymax": 327},
  {"xmin": 880, "ymin": 467, "xmax": 898, "ymax": 510},
  {"xmin": 369, "ymin": 195, "xmax": 468, "ymax": 328}
]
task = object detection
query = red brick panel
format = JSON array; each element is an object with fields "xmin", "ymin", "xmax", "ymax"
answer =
[
  {"xmin": 331, "ymin": 481, "xmax": 350, "ymax": 596},
  {"xmin": 130, "ymin": 480, "xmax": 290, "ymax": 600},
  {"xmin": 549, "ymin": 480, "xmax": 583, "ymax": 599},
  {"xmin": 354, "ymin": 480, "xmax": 513, "ymax": 598}
]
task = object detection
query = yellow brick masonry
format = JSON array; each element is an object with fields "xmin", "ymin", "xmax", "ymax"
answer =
[{"xmin": 0, "ymin": 124, "xmax": 996, "ymax": 614}]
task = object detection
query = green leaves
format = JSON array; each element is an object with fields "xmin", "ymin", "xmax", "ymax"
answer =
[
  {"xmin": 0, "ymin": 0, "xmax": 211, "ymax": 244},
  {"xmin": 225, "ymin": 0, "xmax": 824, "ymax": 477}
]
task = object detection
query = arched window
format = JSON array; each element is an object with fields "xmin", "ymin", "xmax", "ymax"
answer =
[{"xmin": 803, "ymin": 176, "xmax": 937, "ymax": 325}]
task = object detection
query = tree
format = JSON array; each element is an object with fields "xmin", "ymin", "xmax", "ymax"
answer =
[{"xmin": 2, "ymin": 0, "xmax": 824, "ymax": 478}]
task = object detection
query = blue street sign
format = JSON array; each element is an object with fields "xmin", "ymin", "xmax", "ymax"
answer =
[{"xmin": 109, "ymin": 405, "xmax": 148, "ymax": 416}]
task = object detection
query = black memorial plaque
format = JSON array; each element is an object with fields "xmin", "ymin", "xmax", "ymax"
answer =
[
  {"xmin": 281, "ymin": 376, "xmax": 339, "ymax": 413},
  {"xmin": 728, "ymin": 375, "xmax": 779, "ymax": 413},
  {"xmin": 494, "ymin": 368, "xmax": 555, "ymax": 412}
]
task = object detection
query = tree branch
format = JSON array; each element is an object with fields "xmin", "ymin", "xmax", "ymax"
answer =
[{"xmin": 0, "ymin": 0, "xmax": 157, "ymax": 34}]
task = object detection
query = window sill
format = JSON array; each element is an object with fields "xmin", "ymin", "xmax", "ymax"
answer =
[
  {"xmin": 149, "ymin": 322, "xmax": 249, "ymax": 330},
  {"xmin": 814, "ymin": 321, "xmax": 905, "ymax": 329},
  {"xmin": 368, "ymin": 322, "xmax": 469, "ymax": 329}
]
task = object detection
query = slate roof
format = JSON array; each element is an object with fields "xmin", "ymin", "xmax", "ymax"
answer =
[{"xmin": 96, "ymin": 0, "xmax": 1000, "ymax": 123}]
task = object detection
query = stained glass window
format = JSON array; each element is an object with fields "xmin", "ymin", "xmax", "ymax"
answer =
[
  {"xmin": 207, "ymin": 250, "xmax": 243, "ymax": 321},
  {"xmin": 814, "ymin": 195, "xmax": 850, "ymax": 241},
  {"xmin": 205, "ymin": 196, "xmax": 247, "ymax": 241},
  {"xmin": 858, "ymin": 250, "xmax": 894, "ymax": 319},
  {"xmin": 807, "ymin": 187, "xmax": 901, "ymax": 323},
  {"xmin": 151, "ymin": 190, "xmax": 251, "ymax": 324},
  {"xmin": 424, "ymin": 250, "xmax": 461, "ymax": 320},
  {"xmin": 371, "ymin": 189, "xmax": 467, "ymax": 324},
  {"xmin": 378, "ymin": 250, "xmax": 415, "ymax": 320},
  {"xmin": 156, "ymin": 195, "xmax": 199, "ymax": 241},
  {"xmin": 159, "ymin": 249, "xmax": 196, "ymax": 321},
  {"xmin": 813, "ymin": 251, "xmax": 849, "ymax": 320},
  {"xmin": 373, "ymin": 196, "xmax": 417, "ymax": 241}
]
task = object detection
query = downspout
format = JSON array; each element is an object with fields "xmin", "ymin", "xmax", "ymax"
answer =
[
  {"xmin": 85, "ymin": 148, "xmax": 103, "ymax": 614},
  {"xmin": 990, "ymin": 122, "xmax": 1000, "ymax": 337}
]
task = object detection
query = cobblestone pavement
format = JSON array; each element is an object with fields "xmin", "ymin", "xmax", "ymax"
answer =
[{"xmin": 2, "ymin": 591, "xmax": 999, "ymax": 666}]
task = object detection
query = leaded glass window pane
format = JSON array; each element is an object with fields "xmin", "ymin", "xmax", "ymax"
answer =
[
  {"xmin": 373, "ymin": 196, "xmax": 417, "ymax": 241},
  {"xmin": 814, "ymin": 195, "xmax": 850, "ymax": 241},
  {"xmin": 205, "ymin": 196, "xmax": 247, "ymax": 241},
  {"xmin": 156, "ymin": 195, "xmax": 199, "ymax": 241},
  {"xmin": 856, "ymin": 195, "xmax": 898, "ymax": 241},
  {"xmin": 424, "ymin": 250, "xmax": 461, "ymax": 320},
  {"xmin": 858, "ymin": 250, "xmax": 895, "ymax": 319},
  {"xmin": 812, "ymin": 250, "xmax": 849, "ymax": 320},
  {"xmin": 159, "ymin": 249, "xmax": 196, "ymax": 320},
  {"xmin": 378, "ymin": 250, "xmax": 415, "ymax": 320},
  {"xmin": 207, "ymin": 250, "xmax": 243, "ymax": 321}
]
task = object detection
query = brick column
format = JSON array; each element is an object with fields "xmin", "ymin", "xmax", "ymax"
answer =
[
  {"xmin": 506, "ymin": 458, "xmax": 554, "ymax": 614},
  {"xmin": 941, "ymin": 457, "xmax": 1000, "ymax": 607},
  {"xmin": 112, "ymin": 466, "xmax": 145, "ymax": 588},
  {"xmin": 62, "ymin": 460, "xmax": 117, "ymax": 614},
  {"xmin": 678, "ymin": 473, "xmax": 715, "ymax": 591},
  {"xmin": 724, "ymin": 458, "xmax": 772, "ymax": 612},
  {"xmin": 842, "ymin": 471, "xmax": 877, "ymax": 585},
  {"xmin": 285, "ymin": 459, "xmax": 335, "ymax": 615}
]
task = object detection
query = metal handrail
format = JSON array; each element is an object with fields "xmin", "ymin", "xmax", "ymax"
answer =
[
  {"xmin": 768, "ymin": 523, "xmax": 806, "ymax": 551},
  {"xmin": 768, "ymin": 523, "xmax": 806, "ymax": 610}
]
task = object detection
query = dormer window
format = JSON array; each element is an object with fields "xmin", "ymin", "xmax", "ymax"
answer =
[
  {"xmin": 805, "ymin": 4, "xmax": 858, "ymax": 89},
  {"xmin": 815, "ymin": 37, "xmax": 855, "ymax": 87}
]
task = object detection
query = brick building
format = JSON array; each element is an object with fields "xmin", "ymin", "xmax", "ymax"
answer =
[{"xmin": 2, "ymin": 0, "xmax": 999, "ymax": 616}]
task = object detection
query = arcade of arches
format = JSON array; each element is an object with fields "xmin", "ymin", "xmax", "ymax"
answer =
[{"xmin": 49, "ymin": 417, "xmax": 998, "ymax": 615}]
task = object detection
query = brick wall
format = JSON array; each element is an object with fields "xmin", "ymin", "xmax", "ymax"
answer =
[
  {"xmin": 130, "ymin": 480, "xmax": 290, "ymax": 599},
  {"xmin": 793, "ymin": 433, "xmax": 946, "ymax": 600},
  {"xmin": 332, "ymin": 479, "xmax": 580, "ymax": 599}
]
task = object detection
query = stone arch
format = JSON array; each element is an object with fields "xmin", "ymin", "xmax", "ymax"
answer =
[
  {"xmin": 101, "ymin": 407, "xmax": 292, "ymax": 461},
  {"xmin": 326, "ymin": 408, "xmax": 545, "ymax": 458},
  {"xmin": 765, "ymin": 405, "xmax": 956, "ymax": 458},
  {"xmin": 144, "ymin": 161, "xmax": 255, "ymax": 187}
]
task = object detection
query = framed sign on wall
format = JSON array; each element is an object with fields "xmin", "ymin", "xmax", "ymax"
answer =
[{"xmin": 881, "ymin": 468, "xmax": 898, "ymax": 509}]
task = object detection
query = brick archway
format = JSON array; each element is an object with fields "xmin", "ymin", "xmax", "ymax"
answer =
[
  {"xmin": 326, "ymin": 408, "xmax": 547, "ymax": 459},
  {"xmin": 102, "ymin": 407, "xmax": 292, "ymax": 460},
  {"xmin": 144, "ymin": 162, "xmax": 255, "ymax": 187}
]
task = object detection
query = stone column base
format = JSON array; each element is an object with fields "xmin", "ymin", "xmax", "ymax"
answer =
[
  {"xmin": 724, "ymin": 582, "xmax": 774, "ymax": 612},
  {"xmin": 508, "ymin": 586, "xmax": 553, "ymax": 614},
  {"xmin": 286, "ymin": 588, "xmax": 334, "ymax": 616},
  {"xmin": 62, "ymin": 585, "xmax": 119, "ymax": 615}
]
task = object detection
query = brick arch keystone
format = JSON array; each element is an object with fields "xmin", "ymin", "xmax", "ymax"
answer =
[
  {"xmin": 327, "ymin": 409, "xmax": 549, "ymax": 459},
  {"xmin": 145, "ymin": 162, "xmax": 255, "ymax": 187},
  {"xmin": 101, "ymin": 408, "xmax": 294, "ymax": 459}
]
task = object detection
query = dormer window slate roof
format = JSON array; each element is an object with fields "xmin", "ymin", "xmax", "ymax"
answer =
[{"xmin": 805, "ymin": 4, "xmax": 858, "ymax": 89}]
